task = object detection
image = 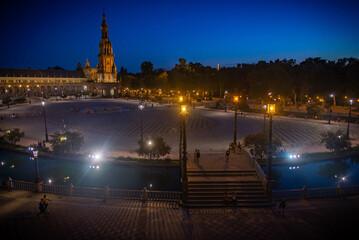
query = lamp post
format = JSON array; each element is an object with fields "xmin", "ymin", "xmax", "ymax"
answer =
[
  {"xmin": 263, "ymin": 105, "xmax": 267, "ymax": 132},
  {"xmin": 266, "ymin": 104, "xmax": 275, "ymax": 201},
  {"xmin": 180, "ymin": 105, "xmax": 188, "ymax": 181},
  {"xmin": 42, "ymin": 101, "xmax": 49, "ymax": 142},
  {"xmin": 233, "ymin": 96, "xmax": 239, "ymax": 146},
  {"xmin": 178, "ymin": 96, "xmax": 184, "ymax": 178},
  {"xmin": 138, "ymin": 102, "xmax": 145, "ymax": 142},
  {"xmin": 346, "ymin": 99, "xmax": 353, "ymax": 140},
  {"xmin": 33, "ymin": 149, "xmax": 41, "ymax": 183}
]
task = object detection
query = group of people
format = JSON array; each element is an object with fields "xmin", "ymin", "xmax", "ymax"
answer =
[
  {"xmin": 224, "ymin": 191, "xmax": 237, "ymax": 204},
  {"xmin": 37, "ymin": 194, "xmax": 51, "ymax": 217}
]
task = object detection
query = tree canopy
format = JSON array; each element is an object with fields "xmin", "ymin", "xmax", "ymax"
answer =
[{"xmin": 118, "ymin": 57, "xmax": 359, "ymax": 104}]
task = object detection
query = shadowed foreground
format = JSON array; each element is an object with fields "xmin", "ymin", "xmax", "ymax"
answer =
[{"xmin": 0, "ymin": 190, "xmax": 358, "ymax": 239}]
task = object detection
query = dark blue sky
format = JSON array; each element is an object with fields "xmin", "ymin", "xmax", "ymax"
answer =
[{"xmin": 1, "ymin": 0, "xmax": 358, "ymax": 73}]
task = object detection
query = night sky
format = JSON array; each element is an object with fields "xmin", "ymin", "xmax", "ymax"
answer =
[{"xmin": 1, "ymin": 0, "xmax": 358, "ymax": 73}]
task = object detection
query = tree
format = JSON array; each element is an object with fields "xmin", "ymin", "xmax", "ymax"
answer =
[
  {"xmin": 137, "ymin": 136, "xmax": 171, "ymax": 160},
  {"xmin": 3, "ymin": 128, "xmax": 24, "ymax": 145},
  {"xmin": 50, "ymin": 131, "xmax": 84, "ymax": 154},
  {"xmin": 320, "ymin": 130, "xmax": 351, "ymax": 152},
  {"xmin": 306, "ymin": 104, "xmax": 322, "ymax": 118},
  {"xmin": 3, "ymin": 97, "xmax": 11, "ymax": 108},
  {"xmin": 243, "ymin": 131, "xmax": 282, "ymax": 160}
]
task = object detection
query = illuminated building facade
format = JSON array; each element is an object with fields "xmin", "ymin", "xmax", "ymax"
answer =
[{"xmin": 0, "ymin": 13, "xmax": 119, "ymax": 98}]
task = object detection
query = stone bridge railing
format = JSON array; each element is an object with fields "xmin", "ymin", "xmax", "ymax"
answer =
[{"xmin": 1, "ymin": 179, "xmax": 181, "ymax": 202}]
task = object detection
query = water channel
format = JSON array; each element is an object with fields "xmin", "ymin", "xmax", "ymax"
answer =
[{"xmin": 1, "ymin": 150, "xmax": 359, "ymax": 191}]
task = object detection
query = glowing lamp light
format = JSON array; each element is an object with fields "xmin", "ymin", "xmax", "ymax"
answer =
[
  {"xmin": 267, "ymin": 104, "xmax": 275, "ymax": 114},
  {"xmin": 233, "ymin": 96, "xmax": 239, "ymax": 102},
  {"xmin": 32, "ymin": 150, "xmax": 38, "ymax": 158},
  {"xmin": 138, "ymin": 103, "xmax": 144, "ymax": 110},
  {"xmin": 180, "ymin": 105, "xmax": 188, "ymax": 115},
  {"xmin": 179, "ymin": 96, "xmax": 183, "ymax": 102}
]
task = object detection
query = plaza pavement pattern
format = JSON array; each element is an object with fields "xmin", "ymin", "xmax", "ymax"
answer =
[
  {"xmin": 1, "ymin": 98, "xmax": 358, "ymax": 158},
  {"xmin": 0, "ymin": 189, "xmax": 359, "ymax": 239}
]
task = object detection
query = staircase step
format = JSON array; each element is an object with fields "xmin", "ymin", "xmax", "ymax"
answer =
[
  {"xmin": 188, "ymin": 170, "xmax": 257, "ymax": 176},
  {"xmin": 188, "ymin": 179, "xmax": 262, "ymax": 186},
  {"xmin": 188, "ymin": 192, "xmax": 265, "ymax": 196},
  {"xmin": 187, "ymin": 195, "xmax": 266, "ymax": 201},
  {"xmin": 182, "ymin": 202, "xmax": 273, "ymax": 208}
]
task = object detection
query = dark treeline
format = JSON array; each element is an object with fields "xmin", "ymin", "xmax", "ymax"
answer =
[{"xmin": 118, "ymin": 57, "xmax": 359, "ymax": 104}]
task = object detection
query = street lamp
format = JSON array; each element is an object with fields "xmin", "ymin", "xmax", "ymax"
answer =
[
  {"xmin": 328, "ymin": 94, "xmax": 334, "ymax": 124},
  {"xmin": 180, "ymin": 105, "xmax": 188, "ymax": 181},
  {"xmin": 263, "ymin": 105, "xmax": 267, "ymax": 131},
  {"xmin": 42, "ymin": 101, "xmax": 49, "ymax": 142},
  {"xmin": 346, "ymin": 99, "xmax": 353, "ymax": 140},
  {"xmin": 266, "ymin": 104, "xmax": 275, "ymax": 201},
  {"xmin": 178, "ymin": 96, "xmax": 184, "ymax": 174},
  {"xmin": 233, "ymin": 96, "xmax": 239, "ymax": 146},
  {"xmin": 138, "ymin": 102, "xmax": 145, "ymax": 142},
  {"xmin": 32, "ymin": 149, "xmax": 41, "ymax": 183}
]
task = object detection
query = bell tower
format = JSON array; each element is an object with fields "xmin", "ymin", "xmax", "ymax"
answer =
[{"xmin": 97, "ymin": 11, "xmax": 117, "ymax": 83}]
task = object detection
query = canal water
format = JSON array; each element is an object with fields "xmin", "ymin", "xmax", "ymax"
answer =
[
  {"xmin": 1, "ymin": 150, "xmax": 359, "ymax": 191},
  {"xmin": 0, "ymin": 150, "xmax": 180, "ymax": 191}
]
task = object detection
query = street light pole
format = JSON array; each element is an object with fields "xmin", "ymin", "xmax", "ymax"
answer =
[
  {"xmin": 42, "ymin": 101, "xmax": 49, "ymax": 142},
  {"xmin": 347, "ymin": 99, "xmax": 353, "ymax": 140},
  {"xmin": 233, "ymin": 96, "xmax": 239, "ymax": 146},
  {"xmin": 263, "ymin": 105, "xmax": 267, "ymax": 132},
  {"xmin": 33, "ymin": 150, "xmax": 41, "ymax": 183},
  {"xmin": 178, "ymin": 96, "xmax": 183, "ymax": 169},
  {"xmin": 266, "ymin": 104, "xmax": 275, "ymax": 202},
  {"xmin": 138, "ymin": 102, "xmax": 144, "ymax": 142},
  {"xmin": 181, "ymin": 105, "xmax": 188, "ymax": 182}
]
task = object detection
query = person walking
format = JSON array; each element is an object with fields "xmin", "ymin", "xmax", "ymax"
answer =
[
  {"xmin": 194, "ymin": 149, "xmax": 198, "ymax": 164},
  {"xmin": 225, "ymin": 149, "xmax": 230, "ymax": 163},
  {"xmin": 37, "ymin": 199, "xmax": 46, "ymax": 217},
  {"xmin": 196, "ymin": 149, "xmax": 200, "ymax": 163},
  {"xmin": 279, "ymin": 199, "xmax": 287, "ymax": 216},
  {"xmin": 43, "ymin": 194, "xmax": 51, "ymax": 214}
]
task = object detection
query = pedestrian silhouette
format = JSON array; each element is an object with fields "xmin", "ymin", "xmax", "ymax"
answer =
[
  {"xmin": 37, "ymin": 199, "xmax": 46, "ymax": 217},
  {"xmin": 225, "ymin": 149, "xmax": 230, "ymax": 163},
  {"xmin": 194, "ymin": 149, "xmax": 198, "ymax": 164},
  {"xmin": 279, "ymin": 199, "xmax": 287, "ymax": 216},
  {"xmin": 43, "ymin": 194, "xmax": 51, "ymax": 214},
  {"xmin": 196, "ymin": 149, "xmax": 200, "ymax": 162}
]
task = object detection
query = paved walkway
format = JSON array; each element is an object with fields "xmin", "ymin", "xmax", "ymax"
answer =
[{"xmin": 1, "ymin": 189, "xmax": 358, "ymax": 239}]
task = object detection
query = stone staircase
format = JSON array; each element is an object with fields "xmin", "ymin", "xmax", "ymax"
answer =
[{"xmin": 185, "ymin": 169, "xmax": 271, "ymax": 207}]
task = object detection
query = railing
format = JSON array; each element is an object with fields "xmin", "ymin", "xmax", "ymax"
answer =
[
  {"xmin": 13, "ymin": 180, "xmax": 35, "ymax": 191},
  {"xmin": 3, "ymin": 178, "xmax": 359, "ymax": 203},
  {"xmin": 42, "ymin": 184, "xmax": 69, "ymax": 195},
  {"xmin": 148, "ymin": 190, "xmax": 182, "ymax": 202},
  {"xmin": 72, "ymin": 186, "xmax": 105, "ymax": 198},
  {"xmin": 243, "ymin": 149, "xmax": 267, "ymax": 187},
  {"xmin": 109, "ymin": 189, "xmax": 142, "ymax": 200},
  {"xmin": 0, "ymin": 178, "xmax": 181, "ymax": 202},
  {"xmin": 272, "ymin": 185, "xmax": 359, "ymax": 201}
]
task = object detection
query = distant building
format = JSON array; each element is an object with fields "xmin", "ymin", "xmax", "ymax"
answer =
[{"xmin": 0, "ymin": 12, "xmax": 120, "ymax": 98}]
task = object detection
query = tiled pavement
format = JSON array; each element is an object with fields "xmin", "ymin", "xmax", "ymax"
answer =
[{"xmin": 1, "ymin": 190, "xmax": 359, "ymax": 239}]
